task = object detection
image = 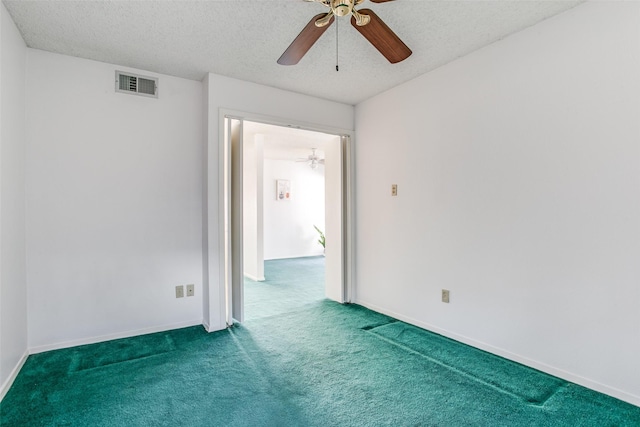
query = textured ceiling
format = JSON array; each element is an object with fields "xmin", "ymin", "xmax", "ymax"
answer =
[{"xmin": 3, "ymin": 0, "xmax": 583, "ymax": 105}]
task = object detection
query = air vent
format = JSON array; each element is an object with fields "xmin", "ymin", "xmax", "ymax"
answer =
[{"xmin": 115, "ymin": 71, "xmax": 158, "ymax": 98}]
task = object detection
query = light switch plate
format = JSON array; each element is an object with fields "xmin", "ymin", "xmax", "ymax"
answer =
[{"xmin": 442, "ymin": 289, "xmax": 450, "ymax": 303}]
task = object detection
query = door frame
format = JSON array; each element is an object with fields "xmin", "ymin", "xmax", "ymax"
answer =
[{"xmin": 218, "ymin": 109, "xmax": 355, "ymax": 325}]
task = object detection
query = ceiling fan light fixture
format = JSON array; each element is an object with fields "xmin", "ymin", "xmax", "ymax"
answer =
[
  {"xmin": 295, "ymin": 148, "xmax": 324, "ymax": 169},
  {"xmin": 331, "ymin": 0, "xmax": 354, "ymax": 16}
]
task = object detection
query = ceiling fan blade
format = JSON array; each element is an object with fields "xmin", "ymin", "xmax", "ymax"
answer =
[
  {"xmin": 277, "ymin": 13, "xmax": 335, "ymax": 65},
  {"xmin": 350, "ymin": 9, "xmax": 411, "ymax": 64},
  {"xmin": 369, "ymin": 0, "xmax": 396, "ymax": 3}
]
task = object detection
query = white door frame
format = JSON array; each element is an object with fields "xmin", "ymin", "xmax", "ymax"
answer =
[{"xmin": 218, "ymin": 109, "xmax": 355, "ymax": 325}]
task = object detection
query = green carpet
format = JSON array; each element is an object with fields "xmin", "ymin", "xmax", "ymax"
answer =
[
  {"xmin": 367, "ymin": 322, "xmax": 564, "ymax": 405},
  {"xmin": 244, "ymin": 256, "xmax": 325, "ymax": 321},
  {"xmin": 2, "ymin": 258, "xmax": 640, "ymax": 425}
]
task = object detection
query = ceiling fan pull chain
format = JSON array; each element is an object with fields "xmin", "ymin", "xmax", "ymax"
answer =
[{"xmin": 336, "ymin": 18, "xmax": 339, "ymax": 72}]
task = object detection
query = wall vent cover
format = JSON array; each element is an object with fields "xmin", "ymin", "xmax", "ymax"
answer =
[{"xmin": 115, "ymin": 71, "xmax": 158, "ymax": 98}]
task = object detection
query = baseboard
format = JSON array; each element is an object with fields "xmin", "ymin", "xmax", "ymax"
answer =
[
  {"xmin": 29, "ymin": 319, "xmax": 203, "ymax": 354},
  {"xmin": 264, "ymin": 254, "xmax": 324, "ymax": 261},
  {"xmin": 243, "ymin": 273, "xmax": 265, "ymax": 282},
  {"xmin": 356, "ymin": 299, "xmax": 640, "ymax": 408},
  {"xmin": 0, "ymin": 349, "xmax": 29, "ymax": 402},
  {"xmin": 203, "ymin": 322, "xmax": 228, "ymax": 333}
]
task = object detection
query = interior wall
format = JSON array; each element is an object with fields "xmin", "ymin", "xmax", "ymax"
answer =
[
  {"xmin": 0, "ymin": 3, "xmax": 27, "ymax": 398},
  {"xmin": 201, "ymin": 74, "xmax": 210, "ymax": 329},
  {"xmin": 25, "ymin": 50, "xmax": 204, "ymax": 351},
  {"xmin": 203, "ymin": 73, "xmax": 354, "ymax": 331},
  {"xmin": 242, "ymin": 134, "xmax": 264, "ymax": 280},
  {"xmin": 354, "ymin": 1, "xmax": 640, "ymax": 405},
  {"xmin": 323, "ymin": 137, "xmax": 344, "ymax": 303},
  {"xmin": 263, "ymin": 159, "xmax": 325, "ymax": 260}
]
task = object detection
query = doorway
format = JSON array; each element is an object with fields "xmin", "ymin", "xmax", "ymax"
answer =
[
  {"xmin": 242, "ymin": 121, "xmax": 333, "ymax": 321},
  {"xmin": 222, "ymin": 115, "xmax": 352, "ymax": 325}
]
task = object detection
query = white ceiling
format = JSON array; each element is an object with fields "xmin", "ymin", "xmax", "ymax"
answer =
[
  {"xmin": 3, "ymin": 0, "xmax": 583, "ymax": 105},
  {"xmin": 244, "ymin": 120, "xmax": 336, "ymax": 160}
]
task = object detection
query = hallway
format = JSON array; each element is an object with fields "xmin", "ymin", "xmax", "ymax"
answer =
[{"xmin": 243, "ymin": 256, "xmax": 325, "ymax": 321}]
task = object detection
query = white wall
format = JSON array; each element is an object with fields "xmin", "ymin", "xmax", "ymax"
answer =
[
  {"xmin": 242, "ymin": 134, "xmax": 264, "ymax": 280},
  {"xmin": 25, "ymin": 50, "xmax": 204, "ymax": 350},
  {"xmin": 354, "ymin": 1, "xmax": 640, "ymax": 405},
  {"xmin": 204, "ymin": 73, "xmax": 354, "ymax": 330},
  {"xmin": 323, "ymin": 138, "xmax": 344, "ymax": 302},
  {"xmin": 0, "ymin": 3, "xmax": 27, "ymax": 399},
  {"xmin": 263, "ymin": 159, "xmax": 325, "ymax": 260},
  {"xmin": 200, "ymin": 75, "xmax": 211, "ymax": 330}
]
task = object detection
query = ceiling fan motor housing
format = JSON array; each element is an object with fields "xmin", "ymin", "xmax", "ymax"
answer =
[{"xmin": 332, "ymin": 0, "xmax": 354, "ymax": 16}]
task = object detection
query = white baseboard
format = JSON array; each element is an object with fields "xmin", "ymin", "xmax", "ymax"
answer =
[
  {"xmin": 29, "ymin": 319, "xmax": 203, "ymax": 354},
  {"xmin": 243, "ymin": 273, "xmax": 265, "ymax": 282},
  {"xmin": 203, "ymin": 322, "xmax": 227, "ymax": 333},
  {"xmin": 356, "ymin": 299, "xmax": 640, "ymax": 408},
  {"xmin": 0, "ymin": 349, "xmax": 29, "ymax": 402},
  {"xmin": 264, "ymin": 253, "xmax": 324, "ymax": 261}
]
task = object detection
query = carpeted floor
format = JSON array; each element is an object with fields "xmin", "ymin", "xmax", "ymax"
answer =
[
  {"xmin": 243, "ymin": 256, "xmax": 325, "ymax": 321},
  {"xmin": 2, "ymin": 258, "xmax": 640, "ymax": 426}
]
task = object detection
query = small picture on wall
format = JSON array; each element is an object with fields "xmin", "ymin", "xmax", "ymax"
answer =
[{"xmin": 276, "ymin": 179, "xmax": 291, "ymax": 201}]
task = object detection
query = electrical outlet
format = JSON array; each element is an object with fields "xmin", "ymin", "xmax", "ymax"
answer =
[
  {"xmin": 176, "ymin": 285, "xmax": 184, "ymax": 298},
  {"xmin": 391, "ymin": 184, "xmax": 398, "ymax": 196},
  {"xmin": 442, "ymin": 289, "xmax": 450, "ymax": 303},
  {"xmin": 186, "ymin": 284, "xmax": 194, "ymax": 297}
]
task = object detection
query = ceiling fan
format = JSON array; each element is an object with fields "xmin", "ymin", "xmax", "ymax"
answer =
[
  {"xmin": 296, "ymin": 148, "xmax": 325, "ymax": 169},
  {"xmin": 278, "ymin": 0, "xmax": 411, "ymax": 66}
]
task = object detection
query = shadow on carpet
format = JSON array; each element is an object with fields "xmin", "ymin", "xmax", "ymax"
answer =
[{"xmin": 2, "ymin": 301, "xmax": 639, "ymax": 426}]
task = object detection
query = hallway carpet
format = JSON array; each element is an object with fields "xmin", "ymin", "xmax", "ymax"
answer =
[{"xmin": 244, "ymin": 256, "xmax": 325, "ymax": 321}]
